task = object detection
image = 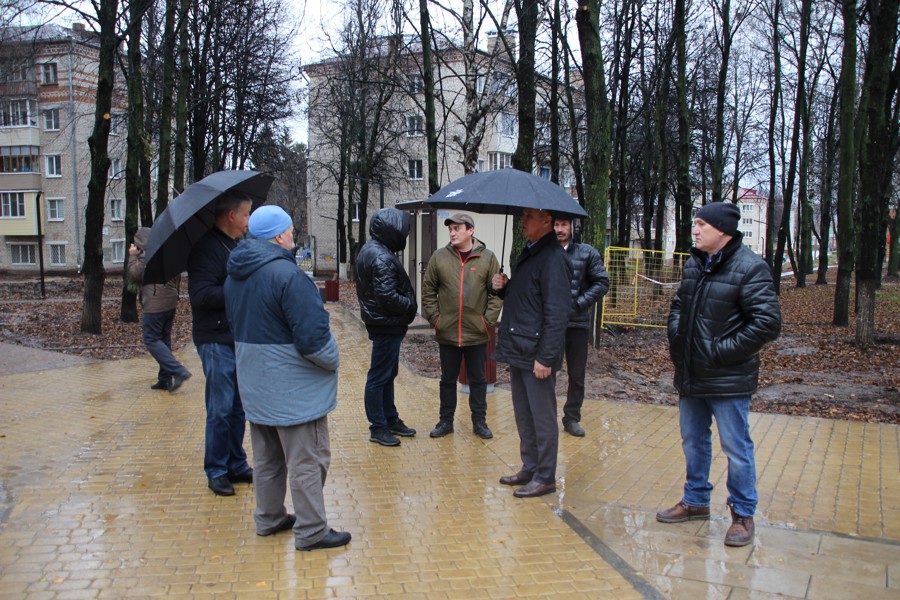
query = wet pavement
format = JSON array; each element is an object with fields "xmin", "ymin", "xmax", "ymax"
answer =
[{"xmin": 0, "ymin": 304, "xmax": 897, "ymax": 599}]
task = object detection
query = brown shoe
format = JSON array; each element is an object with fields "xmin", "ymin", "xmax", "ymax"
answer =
[
  {"xmin": 513, "ymin": 480, "xmax": 556, "ymax": 498},
  {"xmin": 499, "ymin": 470, "xmax": 533, "ymax": 486},
  {"xmin": 656, "ymin": 500, "xmax": 710, "ymax": 523},
  {"xmin": 724, "ymin": 504, "xmax": 755, "ymax": 546}
]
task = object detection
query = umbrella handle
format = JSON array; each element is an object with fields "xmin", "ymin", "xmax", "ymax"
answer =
[{"xmin": 499, "ymin": 210, "xmax": 508, "ymax": 274}]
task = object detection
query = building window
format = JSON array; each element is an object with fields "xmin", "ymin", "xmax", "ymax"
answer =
[
  {"xmin": 476, "ymin": 75, "xmax": 485, "ymax": 94},
  {"xmin": 406, "ymin": 114, "xmax": 424, "ymax": 137},
  {"xmin": 47, "ymin": 197, "xmax": 64, "ymax": 221},
  {"xmin": 45, "ymin": 155, "xmax": 62, "ymax": 177},
  {"xmin": 109, "ymin": 158, "xmax": 122, "ymax": 179},
  {"xmin": 743, "ymin": 231, "xmax": 753, "ymax": 238},
  {"xmin": 0, "ymin": 146, "xmax": 40, "ymax": 173},
  {"xmin": 110, "ymin": 197, "xmax": 123, "ymax": 221},
  {"xmin": 1, "ymin": 191, "xmax": 26, "ymax": 217},
  {"xmin": 538, "ymin": 166, "xmax": 550, "ymax": 179},
  {"xmin": 109, "ymin": 113, "xmax": 124, "ymax": 136},
  {"xmin": 407, "ymin": 72, "xmax": 424, "ymax": 94},
  {"xmin": 350, "ymin": 201, "xmax": 360, "ymax": 223},
  {"xmin": 742, "ymin": 204, "xmax": 753, "ymax": 212},
  {"xmin": 743, "ymin": 218, "xmax": 752, "ymax": 225},
  {"xmin": 561, "ymin": 169, "xmax": 572, "ymax": 187},
  {"xmin": 48, "ymin": 243, "xmax": 66, "ymax": 265},
  {"xmin": 0, "ymin": 62, "xmax": 29, "ymax": 83},
  {"xmin": 0, "ymin": 98, "xmax": 37, "ymax": 127},
  {"xmin": 489, "ymin": 152, "xmax": 512, "ymax": 171},
  {"xmin": 497, "ymin": 111, "xmax": 517, "ymax": 137},
  {"xmin": 408, "ymin": 159, "xmax": 423, "ymax": 180},
  {"xmin": 111, "ymin": 239, "xmax": 125, "ymax": 263},
  {"xmin": 44, "ymin": 109, "xmax": 60, "ymax": 130},
  {"xmin": 9, "ymin": 243, "xmax": 36, "ymax": 264},
  {"xmin": 41, "ymin": 62, "xmax": 58, "ymax": 84},
  {"xmin": 477, "ymin": 159, "xmax": 486, "ymax": 173}
]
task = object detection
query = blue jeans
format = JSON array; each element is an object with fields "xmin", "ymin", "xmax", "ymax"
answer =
[
  {"xmin": 142, "ymin": 310, "xmax": 190, "ymax": 383},
  {"xmin": 196, "ymin": 343, "xmax": 250, "ymax": 480},
  {"xmin": 679, "ymin": 395, "xmax": 757, "ymax": 517},
  {"xmin": 364, "ymin": 332, "xmax": 403, "ymax": 431}
]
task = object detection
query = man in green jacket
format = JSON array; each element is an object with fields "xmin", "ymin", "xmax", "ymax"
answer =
[{"xmin": 422, "ymin": 214, "xmax": 503, "ymax": 439}]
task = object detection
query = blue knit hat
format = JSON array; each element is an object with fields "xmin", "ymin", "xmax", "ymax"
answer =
[
  {"xmin": 248, "ymin": 205, "xmax": 292, "ymax": 240},
  {"xmin": 695, "ymin": 202, "xmax": 741, "ymax": 236}
]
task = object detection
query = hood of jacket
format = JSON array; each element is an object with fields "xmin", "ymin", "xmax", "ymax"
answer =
[
  {"xmin": 227, "ymin": 238, "xmax": 292, "ymax": 282},
  {"xmin": 369, "ymin": 208, "xmax": 409, "ymax": 253},
  {"xmin": 133, "ymin": 227, "xmax": 150, "ymax": 251}
]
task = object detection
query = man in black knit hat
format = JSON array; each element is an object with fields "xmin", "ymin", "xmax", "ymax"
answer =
[{"xmin": 656, "ymin": 201, "xmax": 781, "ymax": 547}]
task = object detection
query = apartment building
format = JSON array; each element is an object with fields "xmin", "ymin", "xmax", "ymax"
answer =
[{"xmin": 0, "ymin": 23, "xmax": 127, "ymax": 273}]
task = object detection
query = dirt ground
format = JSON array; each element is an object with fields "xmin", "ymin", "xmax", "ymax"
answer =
[{"xmin": 0, "ymin": 272, "xmax": 897, "ymax": 424}]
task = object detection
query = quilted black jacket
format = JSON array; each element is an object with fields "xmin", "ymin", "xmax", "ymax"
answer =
[
  {"xmin": 668, "ymin": 235, "xmax": 782, "ymax": 398},
  {"xmin": 563, "ymin": 241, "xmax": 610, "ymax": 329},
  {"xmin": 355, "ymin": 208, "xmax": 417, "ymax": 335}
]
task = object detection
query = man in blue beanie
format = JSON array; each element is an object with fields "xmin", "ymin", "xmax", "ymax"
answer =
[
  {"xmin": 657, "ymin": 201, "xmax": 781, "ymax": 547},
  {"xmin": 225, "ymin": 205, "xmax": 351, "ymax": 552}
]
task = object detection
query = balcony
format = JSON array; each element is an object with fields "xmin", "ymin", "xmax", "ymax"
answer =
[{"xmin": 0, "ymin": 80, "xmax": 38, "ymax": 98}]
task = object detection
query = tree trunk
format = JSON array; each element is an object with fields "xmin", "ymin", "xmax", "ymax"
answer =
[
  {"xmin": 156, "ymin": 0, "xmax": 179, "ymax": 214},
  {"xmin": 711, "ymin": 0, "xmax": 732, "ymax": 205},
  {"xmin": 673, "ymin": 0, "xmax": 692, "ymax": 254},
  {"xmin": 512, "ymin": 0, "xmax": 538, "ymax": 174},
  {"xmin": 576, "ymin": 0, "xmax": 612, "ymax": 255},
  {"xmin": 419, "ymin": 0, "xmax": 439, "ymax": 195},
  {"xmin": 81, "ymin": 0, "xmax": 119, "ymax": 334},
  {"xmin": 549, "ymin": 0, "xmax": 561, "ymax": 184},
  {"xmin": 172, "ymin": 0, "xmax": 190, "ymax": 193},
  {"xmin": 854, "ymin": 0, "xmax": 899, "ymax": 347},
  {"xmin": 765, "ymin": 0, "xmax": 781, "ymax": 268},
  {"xmin": 833, "ymin": 0, "xmax": 858, "ymax": 326},
  {"xmin": 122, "ymin": 0, "xmax": 150, "ymax": 324},
  {"xmin": 774, "ymin": 0, "xmax": 811, "ymax": 293},
  {"xmin": 888, "ymin": 209, "xmax": 899, "ymax": 276},
  {"xmin": 817, "ymin": 82, "xmax": 839, "ymax": 284}
]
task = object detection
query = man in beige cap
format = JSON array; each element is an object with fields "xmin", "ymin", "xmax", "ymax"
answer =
[{"xmin": 422, "ymin": 213, "xmax": 502, "ymax": 439}]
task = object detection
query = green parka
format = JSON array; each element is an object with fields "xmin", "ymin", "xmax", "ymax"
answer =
[{"xmin": 422, "ymin": 238, "xmax": 502, "ymax": 347}]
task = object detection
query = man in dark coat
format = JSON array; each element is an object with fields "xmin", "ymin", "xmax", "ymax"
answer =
[
  {"xmin": 188, "ymin": 194, "xmax": 254, "ymax": 497},
  {"xmin": 491, "ymin": 208, "xmax": 573, "ymax": 498},
  {"xmin": 554, "ymin": 218, "xmax": 609, "ymax": 437},
  {"xmin": 355, "ymin": 208, "xmax": 418, "ymax": 447},
  {"xmin": 657, "ymin": 201, "xmax": 781, "ymax": 547}
]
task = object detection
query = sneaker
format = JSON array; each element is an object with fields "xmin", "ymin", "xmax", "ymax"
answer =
[
  {"xmin": 369, "ymin": 427, "xmax": 401, "ymax": 447},
  {"xmin": 150, "ymin": 380, "xmax": 170, "ymax": 390},
  {"xmin": 656, "ymin": 500, "xmax": 710, "ymax": 523},
  {"xmin": 388, "ymin": 419, "xmax": 416, "ymax": 437},
  {"xmin": 430, "ymin": 420, "xmax": 454, "ymax": 438},
  {"xmin": 724, "ymin": 504, "xmax": 755, "ymax": 546},
  {"xmin": 169, "ymin": 371, "xmax": 192, "ymax": 393},
  {"xmin": 473, "ymin": 421, "xmax": 493, "ymax": 439}
]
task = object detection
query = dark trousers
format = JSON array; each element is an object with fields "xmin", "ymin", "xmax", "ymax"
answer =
[
  {"xmin": 562, "ymin": 327, "xmax": 589, "ymax": 425},
  {"xmin": 142, "ymin": 309, "xmax": 189, "ymax": 383},
  {"xmin": 364, "ymin": 332, "xmax": 404, "ymax": 431},
  {"xmin": 438, "ymin": 343, "xmax": 487, "ymax": 424},
  {"xmin": 509, "ymin": 365, "xmax": 559, "ymax": 485}
]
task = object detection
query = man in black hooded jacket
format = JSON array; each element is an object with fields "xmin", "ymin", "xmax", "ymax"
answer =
[{"xmin": 355, "ymin": 208, "xmax": 418, "ymax": 447}]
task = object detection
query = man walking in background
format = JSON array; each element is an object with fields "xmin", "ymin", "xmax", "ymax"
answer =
[
  {"xmin": 355, "ymin": 207, "xmax": 419, "ymax": 447},
  {"xmin": 225, "ymin": 205, "xmax": 350, "ymax": 552},
  {"xmin": 188, "ymin": 194, "xmax": 254, "ymax": 497},
  {"xmin": 657, "ymin": 202, "xmax": 781, "ymax": 547},
  {"xmin": 554, "ymin": 218, "xmax": 609, "ymax": 437},
  {"xmin": 422, "ymin": 213, "xmax": 502, "ymax": 440},
  {"xmin": 127, "ymin": 227, "xmax": 192, "ymax": 393}
]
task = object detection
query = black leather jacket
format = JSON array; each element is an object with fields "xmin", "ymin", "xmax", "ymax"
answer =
[
  {"xmin": 188, "ymin": 227, "xmax": 239, "ymax": 345},
  {"xmin": 355, "ymin": 208, "xmax": 417, "ymax": 335},
  {"xmin": 492, "ymin": 230, "xmax": 573, "ymax": 371},
  {"xmin": 563, "ymin": 241, "xmax": 609, "ymax": 329},
  {"xmin": 668, "ymin": 235, "xmax": 782, "ymax": 398}
]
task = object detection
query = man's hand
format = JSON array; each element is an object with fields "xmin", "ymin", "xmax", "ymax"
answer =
[
  {"xmin": 492, "ymin": 273, "xmax": 508, "ymax": 291},
  {"xmin": 533, "ymin": 360, "xmax": 551, "ymax": 380}
]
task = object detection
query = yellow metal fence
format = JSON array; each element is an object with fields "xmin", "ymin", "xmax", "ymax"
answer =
[{"xmin": 600, "ymin": 246, "xmax": 690, "ymax": 329}]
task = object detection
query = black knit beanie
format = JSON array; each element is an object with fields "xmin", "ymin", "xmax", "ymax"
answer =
[{"xmin": 695, "ymin": 202, "xmax": 741, "ymax": 236}]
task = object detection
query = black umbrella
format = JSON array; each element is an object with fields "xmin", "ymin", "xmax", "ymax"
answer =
[
  {"xmin": 423, "ymin": 169, "xmax": 588, "ymax": 219},
  {"xmin": 423, "ymin": 169, "xmax": 587, "ymax": 271},
  {"xmin": 143, "ymin": 170, "xmax": 274, "ymax": 284}
]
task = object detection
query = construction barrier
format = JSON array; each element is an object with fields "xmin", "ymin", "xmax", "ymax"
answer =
[{"xmin": 600, "ymin": 246, "xmax": 690, "ymax": 329}]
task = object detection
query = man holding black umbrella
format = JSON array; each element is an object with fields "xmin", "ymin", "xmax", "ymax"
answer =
[
  {"xmin": 491, "ymin": 208, "xmax": 572, "ymax": 498},
  {"xmin": 188, "ymin": 193, "xmax": 254, "ymax": 497}
]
